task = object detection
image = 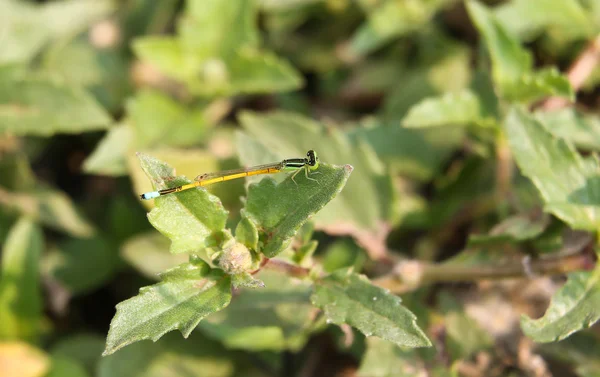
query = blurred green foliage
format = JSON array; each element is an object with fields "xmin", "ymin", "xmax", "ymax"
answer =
[{"xmin": 2, "ymin": 0, "xmax": 600, "ymax": 376}]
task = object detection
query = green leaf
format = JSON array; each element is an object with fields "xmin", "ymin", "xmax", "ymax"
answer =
[
  {"xmin": 466, "ymin": 0, "xmax": 573, "ymax": 103},
  {"xmin": 322, "ymin": 238, "xmax": 367, "ymax": 273},
  {"xmin": 127, "ymin": 90, "xmax": 210, "ymax": 149},
  {"xmin": 505, "ymin": 107, "xmax": 600, "ymax": 231},
  {"xmin": 131, "ymin": 37, "xmax": 192, "ymax": 82},
  {"xmin": 403, "ymin": 89, "xmax": 490, "ymax": 129},
  {"xmin": 200, "ymin": 48, "xmax": 303, "ymax": 96},
  {"xmin": 260, "ymin": 0, "xmax": 324, "ymax": 11},
  {"xmin": 311, "ymin": 268, "xmax": 431, "ymax": 348},
  {"xmin": 200, "ymin": 269, "xmax": 317, "ymax": 351},
  {"xmin": 541, "ymin": 332, "xmax": 600, "ymax": 377},
  {"xmin": 0, "ymin": 218, "xmax": 44, "ymax": 341},
  {"xmin": 437, "ymin": 292, "xmax": 493, "ymax": 360},
  {"xmin": 235, "ymin": 217, "xmax": 259, "ymax": 251},
  {"xmin": 99, "ymin": 332, "xmax": 234, "ymax": 377},
  {"xmin": 0, "ymin": 150, "xmax": 36, "ymax": 191},
  {"xmin": 40, "ymin": 0, "xmax": 115, "ymax": 41},
  {"xmin": 502, "ymin": 68, "xmax": 573, "ymax": 103},
  {"xmin": 238, "ymin": 111, "xmax": 392, "ymax": 258},
  {"xmin": 231, "ymin": 272, "xmax": 264, "ymax": 289},
  {"xmin": 42, "ymin": 39, "xmax": 131, "ymax": 112},
  {"xmin": 43, "ymin": 236, "xmax": 119, "ymax": 296},
  {"xmin": 535, "ymin": 108, "xmax": 600, "ymax": 152},
  {"xmin": 129, "ymin": 149, "xmax": 220, "ymax": 208},
  {"xmin": 0, "ymin": 0, "xmax": 113, "ymax": 64},
  {"xmin": 0, "ymin": 186, "xmax": 95, "ymax": 237},
  {"xmin": 348, "ymin": 119, "xmax": 465, "ymax": 181},
  {"xmin": 242, "ymin": 163, "xmax": 352, "ymax": 257},
  {"xmin": 132, "ymin": 0, "xmax": 302, "ymax": 96},
  {"xmin": 466, "ymin": 0, "xmax": 531, "ymax": 84},
  {"xmin": 46, "ymin": 357, "xmax": 90, "ymax": 377},
  {"xmin": 425, "ymin": 157, "xmax": 495, "ymax": 228},
  {"xmin": 350, "ymin": 0, "xmax": 453, "ymax": 56},
  {"xmin": 51, "ymin": 334, "xmax": 105, "ymax": 375},
  {"xmin": 137, "ymin": 153, "xmax": 228, "ymax": 254},
  {"xmin": 357, "ymin": 337, "xmax": 425, "ymax": 377},
  {"xmin": 179, "ymin": 0, "xmax": 258, "ymax": 59},
  {"xmin": 121, "ymin": 232, "xmax": 189, "ymax": 280},
  {"xmin": 382, "ymin": 48, "xmax": 472, "ymax": 123},
  {"xmin": 467, "ymin": 213, "xmax": 550, "ymax": 247},
  {"xmin": 521, "ymin": 265, "xmax": 600, "ymax": 342},
  {"xmin": 0, "ymin": 77, "xmax": 111, "ymax": 136},
  {"xmin": 495, "ymin": 0, "xmax": 595, "ymax": 41},
  {"xmin": 103, "ymin": 260, "xmax": 232, "ymax": 355},
  {"xmin": 83, "ymin": 124, "xmax": 134, "ymax": 177}
]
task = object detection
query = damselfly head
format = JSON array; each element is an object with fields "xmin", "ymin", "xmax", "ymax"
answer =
[{"xmin": 307, "ymin": 150, "xmax": 319, "ymax": 169}]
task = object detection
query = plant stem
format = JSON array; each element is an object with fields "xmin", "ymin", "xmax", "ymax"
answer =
[
  {"xmin": 258, "ymin": 258, "xmax": 312, "ymax": 278},
  {"xmin": 373, "ymin": 250, "xmax": 597, "ymax": 294}
]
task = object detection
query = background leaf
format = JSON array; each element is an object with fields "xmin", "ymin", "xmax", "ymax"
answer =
[
  {"xmin": 99, "ymin": 332, "xmax": 235, "ymax": 377},
  {"xmin": 0, "ymin": 77, "xmax": 111, "ymax": 136},
  {"xmin": 0, "ymin": 218, "xmax": 44, "ymax": 341},
  {"xmin": 521, "ymin": 266, "xmax": 600, "ymax": 342},
  {"xmin": 466, "ymin": 0, "xmax": 573, "ymax": 103},
  {"xmin": 357, "ymin": 337, "xmax": 426, "ymax": 377},
  {"xmin": 43, "ymin": 236, "xmax": 120, "ymax": 296},
  {"xmin": 121, "ymin": 232, "xmax": 189, "ymax": 280},
  {"xmin": 0, "ymin": 186, "xmax": 95, "ymax": 237},
  {"xmin": 311, "ymin": 268, "xmax": 431, "ymax": 348},
  {"xmin": 200, "ymin": 269, "xmax": 317, "ymax": 351},
  {"xmin": 83, "ymin": 124, "xmax": 134, "ymax": 176},
  {"xmin": 402, "ymin": 89, "xmax": 485, "ymax": 128},
  {"xmin": 505, "ymin": 107, "xmax": 600, "ymax": 231}
]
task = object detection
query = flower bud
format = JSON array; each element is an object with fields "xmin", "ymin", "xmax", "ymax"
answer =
[{"xmin": 218, "ymin": 242, "xmax": 253, "ymax": 274}]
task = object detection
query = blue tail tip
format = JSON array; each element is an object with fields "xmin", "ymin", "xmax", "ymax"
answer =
[{"xmin": 140, "ymin": 191, "xmax": 160, "ymax": 200}]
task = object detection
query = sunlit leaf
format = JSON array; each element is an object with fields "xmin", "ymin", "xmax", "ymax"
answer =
[
  {"xmin": 0, "ymin": 0, "xmax": 113, "ymax": 64},
  {"xmin": 103, "ymin": 259, "xmax": 232, "ymax": 355},
  {"xmin": 127, "ymin": 90, "xmax": 209, "ymax": 149},
  {"xmin": 136, "ymin": 153, "xmax": 228, "ymax": 254},
  {"xmin": 505, "ymin": 107, "xmax": 600, "ymax": 231},
  {"xmin": 0, "ymin": 77, "xmax": 111, "ymax": 136},
  {"xmin": 238, "ymin": 112, "xmax": 394, "ymax": 258},
  {"xmin": 466, "ymin": 0, "xmax": 573, "ymax": 103},
  {"xmin": 350, "ymin": 0, "xmax": 455, "ymax": 56},
  {"xmin": 243, "ymin": 163, "xmax": 352, "ymax": 257},
  {"xmin": 83, "ymin": 124, "xmax": 134, "ymax": 177},
  {"xmin": 121, "ymin": 232, "xmax": 189, "ymax": 280},
  {"xmin": 403, "ymin": 89, "xmax": 491, "ymax": 129},
  {"xmin": 0, "ymin": 218, "xmax": 44, "ymax": 341},
  {"xmin": 535, "ymin": 108, "xmax": 600, "ymax": 152},
  {"xmin": 495, "ymin": 0, "xmax": 595, "ymax": 41}
]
